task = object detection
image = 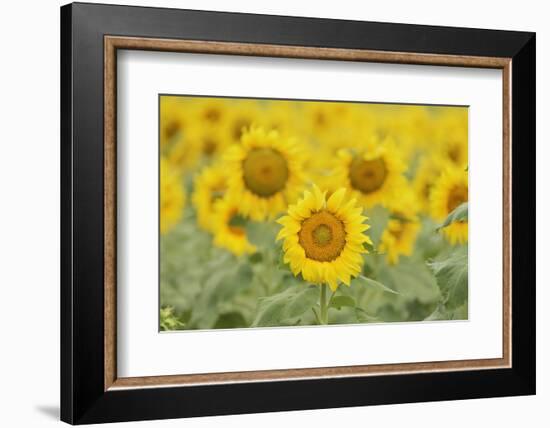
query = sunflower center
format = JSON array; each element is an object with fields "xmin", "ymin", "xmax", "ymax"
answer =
[
  {"xmin": 164, "ymin": 120, "xmax": 180, "ymax": 140},
  {"xmin": 314, "ymin": 112, "xmax": 327, "ymax": 127},
  {"xmin": 299, "ymin": 211, "xmax": 346, "ymax": 262},
  {"xmin": 447, "ymin": 185, "xmax": 468, "ymax": 213},
  {"xmin": 228, "ymin": 213, "xmax": 247, "ymax": 236},
  {"xmin": 389, "ymin": 222, "xmax": 405, "ymax": 241},
  {"xmin": 422, "ymin": 182, "xmax": 431, "ymax": 199},
  {"xmin": 349, "ymin": 157, "xmax": 388, "ymax": 194},
  {"xmin": 210, "ymin": 187, "xmax": 226, "ymax": 202},
  {"xmin": 204, "ymin": 108, "xmax": 221, "ymax": 124},
  {"xmin": 242, "ymin": 148, "xmax": 288, "ymax": 198},
  {"xmin": 448, "ymin": 144, "xmax": 462, "ymax": 163},
  {"xmin": 313, "ymin": 224, "xmax": 332, "ymax": 246},
  {"xmin": 202, "ymin": 137, "xmax": 218, "ymax": 156}
]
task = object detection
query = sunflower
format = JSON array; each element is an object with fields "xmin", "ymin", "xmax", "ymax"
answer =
[
  {"xmin": 186, "ymin": 126, "xmax": 229, "ymax": 162},
  {"xmin": 261, "ymin": 100, "xmax": 297, "ymax": 136},
  {"xmin": 333, "ymin": 136, "xmax": 407, "ymax": 208},
  {"xmin": 224, "ymin": 126, "xmax": 307, "ymax": 221},
  {"xmin": 430, "ymin": 166, "xmax": 468, "ymax": 244},
  {"xmin": 412, "ymin": 156, "xmax": 450, "ymax": 213},
  {"xmin": 435, "ymin": 109, "xmax": 468, "ymax": 169},
  {"xmin": 301, "ymin": 101, "xmax": 354, "ymax": 142},
  {"xmin": 306, "ymin": 115, "xmax": 371, "ymax": 176},
  {"xmin": 160, "ymin": 157, "xmax": 185, "ymax": 234},
  {"xmin": 378, "ymin": 186, "xmax": 421, "ymax": 265},
  {"xmin": 167, "ymin": 135, "xmax": 200, "ymax": 173},
  {"xmin": 277, "ymin": 186, "xmax": 371, "ymax": 291},
  {"xmin": 192, "ymin": 164, "xmax": 228, "ymax": 231},
  {"xmin": 192, "ymin": 97, "xmax": 228, "ymax": 129},
  {"xmin": 211, "ymin": 196, "xmax": 256, "ymax": 256},
  {"xmin": 389, "ymin": 105, "xmax": 434, "ymax": 157},
  {"xmin": 222, "ymin": 100, "xmax": 262, "ymax": 144},
  {"xmin": 160, "ymin": 96, "xmax": 187, "ymax": 150}
]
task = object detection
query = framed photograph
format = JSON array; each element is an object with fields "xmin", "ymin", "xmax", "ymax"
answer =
[{"xmin": 60, "ymin": 2, "xmax": 535, "ymax": 424}]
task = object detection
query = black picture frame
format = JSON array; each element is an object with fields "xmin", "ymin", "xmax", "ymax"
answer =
[{"xmin": 61, "ymin": 2, "xmax": 535, "ymax": 424}]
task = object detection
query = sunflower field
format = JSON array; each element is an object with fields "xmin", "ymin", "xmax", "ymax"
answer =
[{"xmin": 159, "ymin": 96, "xmax": 469, "ymax": 330}]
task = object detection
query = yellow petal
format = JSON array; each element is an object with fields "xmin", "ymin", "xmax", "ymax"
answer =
[
  {"xmin": 311, "ymin": 184, "xmax": 326, "ymax": 210},
  {"xmin": 327, "ymin": 188, "xmax": 347, "ymax": 212}
]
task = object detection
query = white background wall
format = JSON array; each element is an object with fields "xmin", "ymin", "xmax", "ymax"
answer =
[{"xmin": 0, "ymin": 0, "xmax": 545, "ymax": 427}]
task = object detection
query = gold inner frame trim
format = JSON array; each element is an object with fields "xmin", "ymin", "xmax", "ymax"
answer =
[{"xmin": 104, "ymin": 35, "xmax": 512, "ymax": 391}]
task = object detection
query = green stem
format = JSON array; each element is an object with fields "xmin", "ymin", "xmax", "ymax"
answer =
[
  {"xmin": 327, "ymin": 289, "xmax": 336, "ymax": 308},
  {"xmin": 311, "ymin": 308, "xmax": 321, "ymax": 324},
  {"xmin": 319, "ymin": 284, "xmax": 329, "ymax": 325}
]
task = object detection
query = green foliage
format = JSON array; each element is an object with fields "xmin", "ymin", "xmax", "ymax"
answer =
[
  {"xmin": 354, "ymin": 307, "xmax": 380, "ymax": 323},
  {"xmin": 378, "ymin": 260, "xmax": 439, "ymax": 303},
  {"xmin": 329, "ymin": 295, "xmax": 356, "ymax": 310},
  {"xmin": 428, "ymin": 245, "xmax": 468, "ymax": 310},
  {"xmin": 245, "ymin": 221, "xmax": 280, "ymax": 249},
  {"xmin": 365, "ymin": 205, "xmax": 389, "ymax": 248},
  {"xmin": 437, "ymin": 202, "xmax": 468, "ymax": 231},
  {"xmin": 213, "ymin": 312, "xmax": 248, "ymax": 329},
  {"xmin": 328, "ymin": 295, "xmax": 380, "ymax": 323},
  {"xmin": 414, "ymin": 217, "xmax": 447, "ymax": 260},
  {"xmin": 361, "ymin": 259, "xmax": 440, "ymax": 322},
  {"xmin": 425, "ymin": 302, "xmax": 468, "ymax": 321},
  {"xmin": 160, "ymin": 306, "xmax": 185, "ymax": 331},
  {"xmin": 353, "ymin": 274, "xmax": 399, "ymax": 295},
  {"xmin": 160, "ymin": 204, "xmax": 468, "ymax": 330},
  {"xmin": 252, "ymin": 286, "xmax": 319, "ymax": 327},
  {"xmin": 190, "ymin": 263, "xmax": 253, "ymax": 329},
  {"xmin": 248, "ymin": 252, "xmax": 263, "ymax": 264}
]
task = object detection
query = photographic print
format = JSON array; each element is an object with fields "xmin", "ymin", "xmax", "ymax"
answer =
[{"xmin": 159, "ymin": 95, "xmax": 468, "ymax": 331}]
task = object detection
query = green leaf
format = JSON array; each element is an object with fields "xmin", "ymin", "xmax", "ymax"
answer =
[
  {"xmin": 354, "ymin": 307, "xmax": 379, "ymax": 323},
  {"xmin": 451, "ymin": 303, "xmax": 469, "ymax": 320},
  {"xmin": 377, "ymin": 261, "xmax": 439, "ymax": 303},
  {"xmin": 414, "ymin": 217, "xmax": 448, "ymax": 261},
  {"xmin": 160, "ymin": 219, "xmax": 222, "ymax": 314},
  {"xmin": 427, "ymin": 246, "xmax": 468, "ymax": 310},
  {"xmin": 329, "ymin": 295, "xmax": 356, "ymax": 310},
  {"xmin": 252, "ymin": 286, "xmax": 319, "ymax": 327},
  {"xmin": 437, "ymin": 202, "xmax": 468, "ymax": 231},
  {"xmin": 213, "ymin": 312, "xmax": 248, "ymax": 329},
  {"xmin": 286, "ymin": 288, "xmax": 320, "ymax": 319},
  {"xmin": 159, "ymin": 307, "xmax": 185, "ymax": 331},
  {"xmin": 424, "ymin": 303, "xmax": 449, "ymax": 321},
  {"xmin": 190, "ymin": 263, "xmax": 254, "ymax": 329},
  {"xmin": 425, "ymin": 301, "xmax": 468, "ymax": 321},
  {"xmin": 365, "ymin": 205, "xmax": 389, "ymax": 247},
  {"xmin": 353, "ymin": 275, "xmax": 399, "ymax": 295},
  {"xmin": 248, "ymin": 252, "xmax": 263, "ymax": 264}
]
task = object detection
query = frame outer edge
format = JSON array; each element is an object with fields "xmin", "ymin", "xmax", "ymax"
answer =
[
  {"xmin": 63, "ymin": 3, "xmax": 536, "ymax": 423},
  {"xmin": 510, "ymin": 33, "xmax": 536, "ymax": 392},
  {"xmin": 70, "ymin": 3, "xmax": 111, "ymax": 423},
  {"xmin": 60, "ymin": 3, "xmax": 74, "ymax": 424},
  {"xmin": 73, "ymin": 2, "xmax": 533, "ymax": 58}
]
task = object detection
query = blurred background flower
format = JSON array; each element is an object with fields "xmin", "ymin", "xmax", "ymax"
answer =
[{"xmin": 160, "ymin": 157, "xmax": 185, "ymax": 235}]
